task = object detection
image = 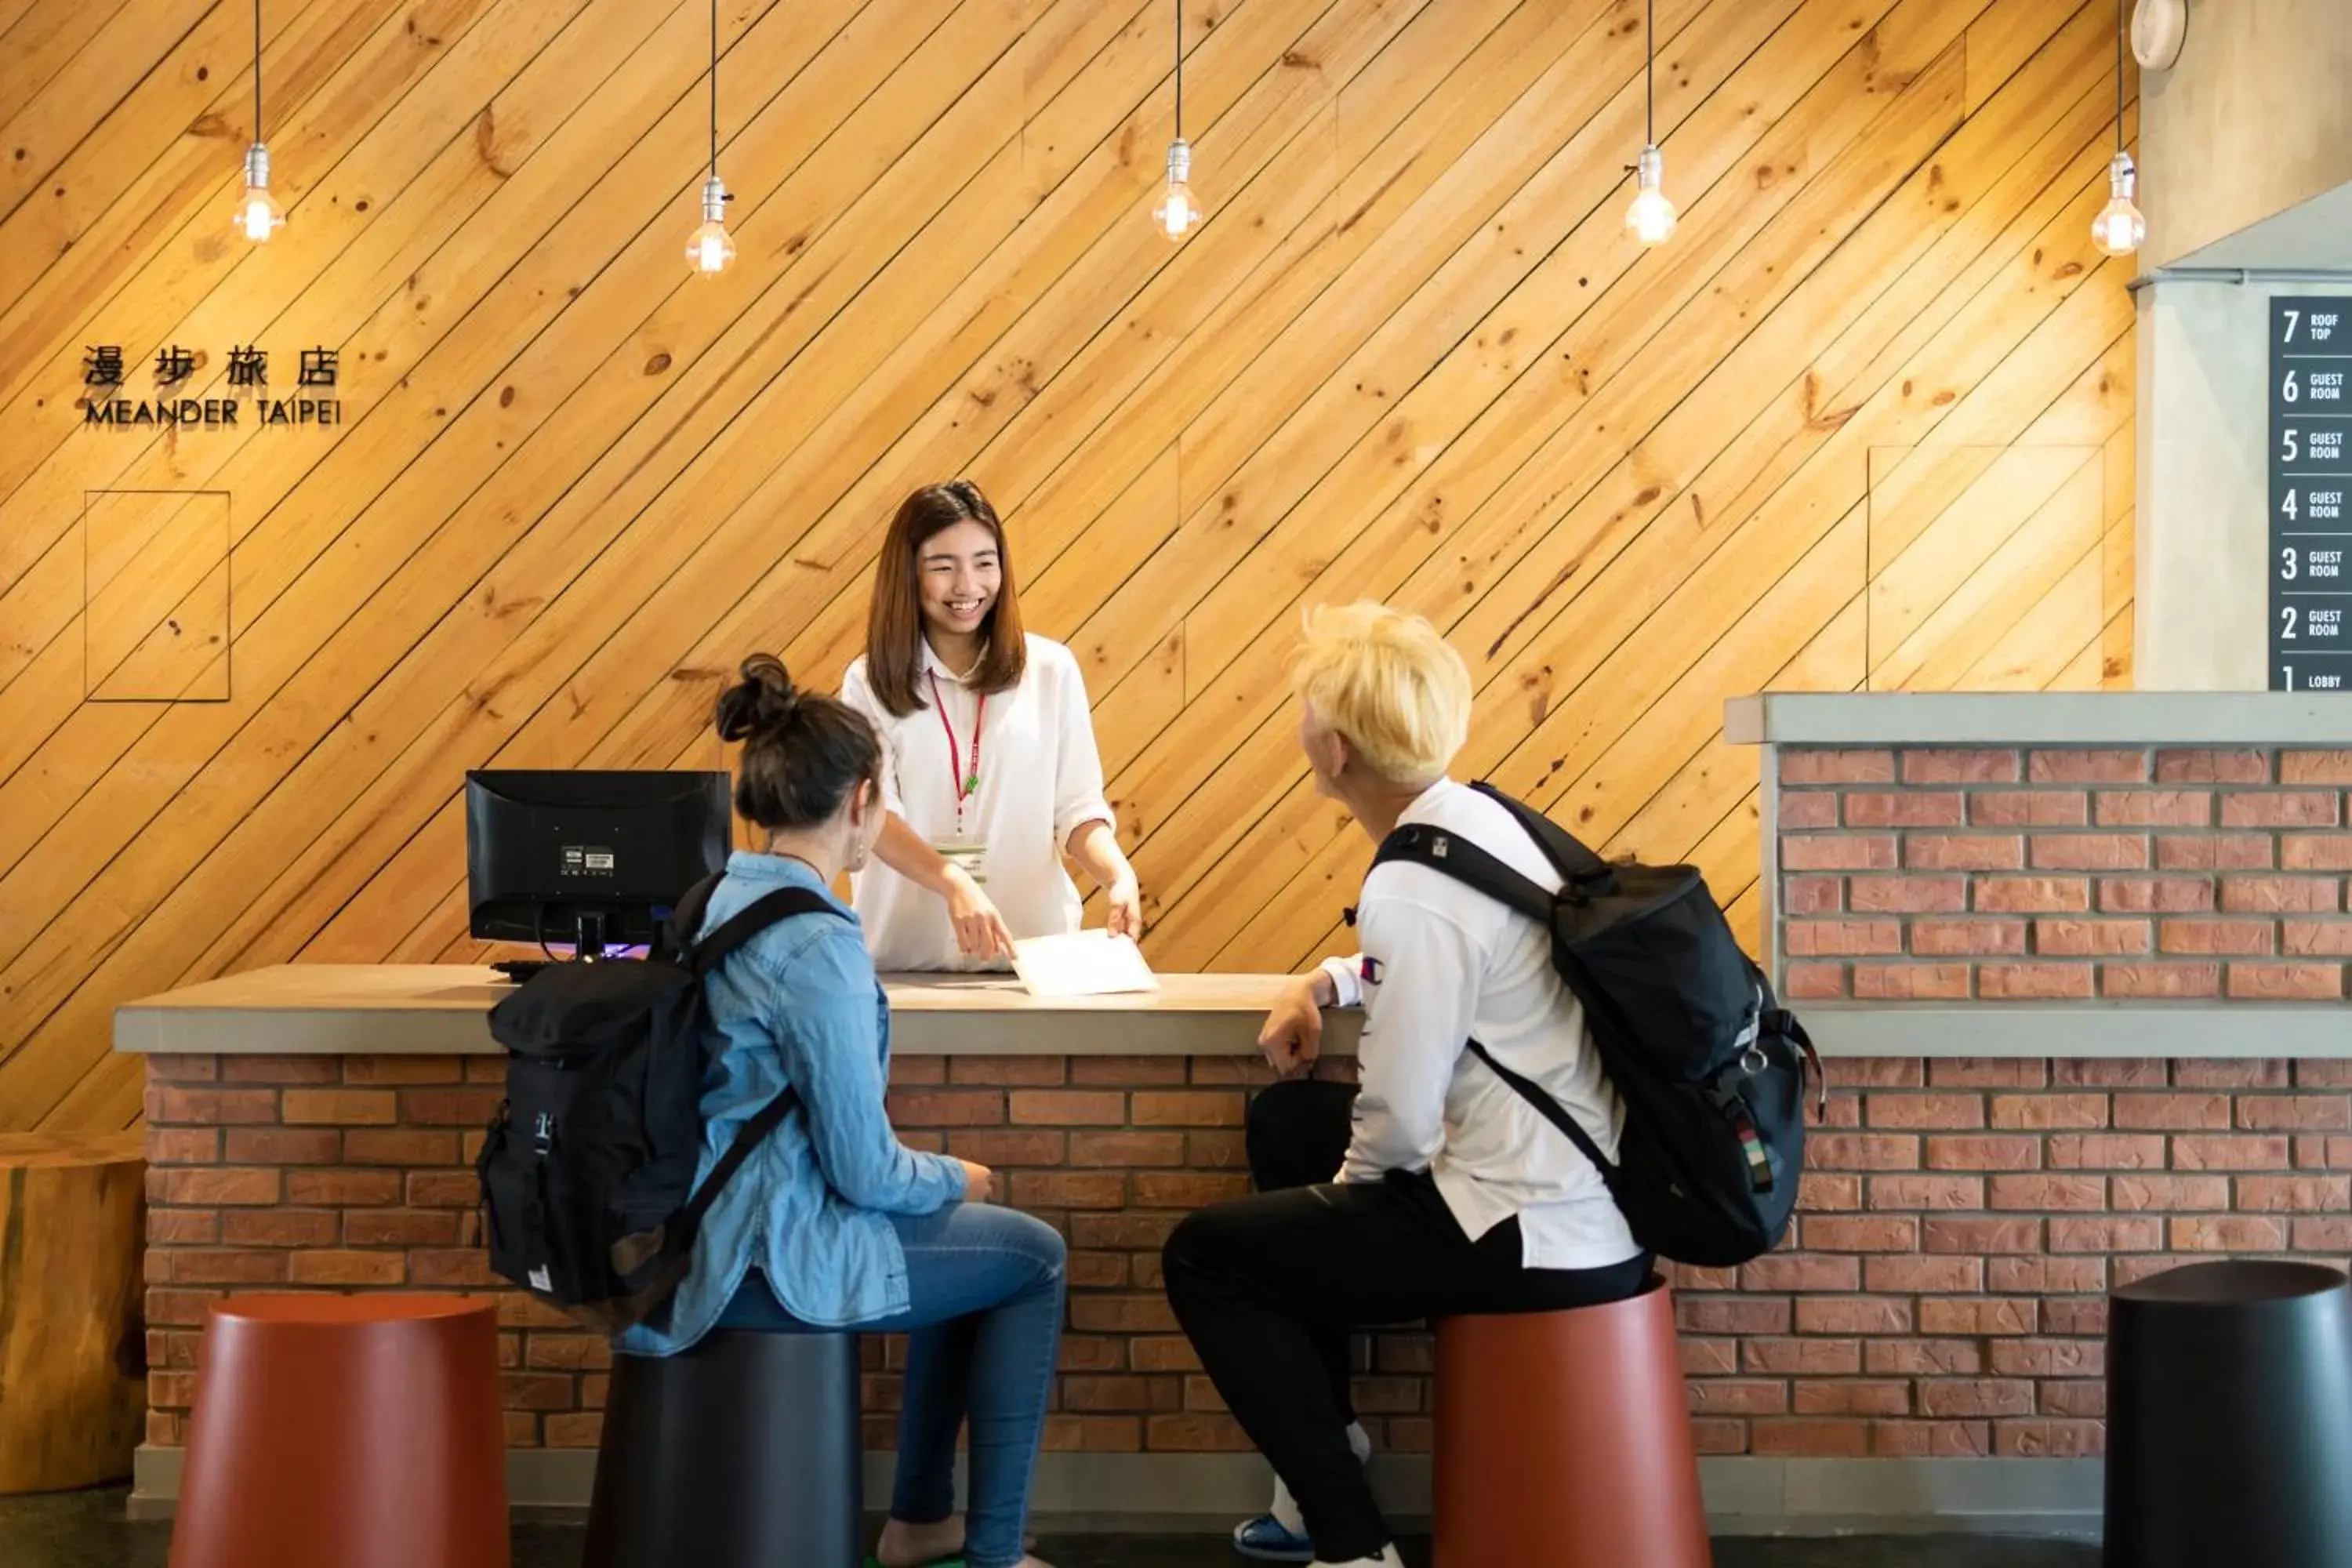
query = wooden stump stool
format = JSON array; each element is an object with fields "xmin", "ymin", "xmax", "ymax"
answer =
[{"xmin": 0, "ymin": 1131, "xmax": 145, "ymax": 1494}]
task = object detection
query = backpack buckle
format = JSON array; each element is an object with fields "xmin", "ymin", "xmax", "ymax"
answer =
[{"xmin": 1733, "ymin": 989, "xmax": 1766, "ymax": 1078}]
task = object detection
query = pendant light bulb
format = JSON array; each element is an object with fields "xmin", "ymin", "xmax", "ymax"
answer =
[
  {"xmin": 1624, "ymin": 0, "xmax": 1671, "ymax": 247},
  {"xmin": 1625, "ymin": 143, "xmax": 1676, "ymax": 246},
  {"xmin": 1153, "ymin": 2, "xmax": 1201, "ymax": 241},
  {"xmin": 235, "ymin": 142, "xmax": 284, "ymax": 243},
  {"xmin": 236, "ymin": 2, "xmax": 281, "ymax": 242},
  {"xmin": 2091, "ymin": 150, "xmax": 2146, "ymax": 257},
  {"xmin": 688, "ymin": 173, "xmax": 735, "ymax": 274},
  {"xmin": 688, "ymin": 0, "xmax": 732, "ymax": 276},
  {"xmin": 1155, "ymin": 138, "xmax": 1203, "ymax": 241},
  {"xmin": 2090, "ymin": 2, "xmax": 2143, "ymax": 258}
]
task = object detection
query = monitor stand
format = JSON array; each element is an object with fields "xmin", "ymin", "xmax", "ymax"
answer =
[{"xmin": 568, "ymin": 911, "xmax": 609, "ymax": 962}]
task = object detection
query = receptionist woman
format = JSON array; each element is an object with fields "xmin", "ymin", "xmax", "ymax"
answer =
[{"xmin": 840, "ymin": 480, "xmax": 1142, "ymax": 970}]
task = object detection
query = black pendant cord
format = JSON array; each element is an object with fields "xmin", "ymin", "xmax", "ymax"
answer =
[
  {"xmin": 710, "ymin": 0, "xmax": 719, "ymax": 179},
  {"xmin": 1174, "ymin": 0, "xmax": 1183, "ymax": 140},
  {"xmin": 252, "ymin": 0, "xmax": 263, "ymax": 142},
  {"xmin": 1645, "ymin": 0, "xmax": 1654, "ymax": 146},
  {"xmin": 2113, "ymin": 0, "xmax": 2125, "ymax": 152}
]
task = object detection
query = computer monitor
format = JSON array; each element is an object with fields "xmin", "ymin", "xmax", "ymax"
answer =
[{"xmin": 464, "ymin": 770, "xmax": 733, "ymax": 953}]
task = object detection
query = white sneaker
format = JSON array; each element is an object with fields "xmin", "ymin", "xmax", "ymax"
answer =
[{"xmin": 1308, "ymin": 1548, "xmax": 1406, "ymax": 1568}]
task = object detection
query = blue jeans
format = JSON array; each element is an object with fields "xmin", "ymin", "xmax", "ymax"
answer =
[{"xmin": 717, "ymin": 1203, "xmax": 1065, "ymax": 1568}]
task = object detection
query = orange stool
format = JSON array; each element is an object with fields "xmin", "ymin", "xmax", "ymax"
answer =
[
  {"xmin": 1434, "ymin": 1283, "xmax": 1711, "ymax": 1568},
  {"xmin": 169, "ymin": 1294, "xmax": 510, "ymax": 1568}
]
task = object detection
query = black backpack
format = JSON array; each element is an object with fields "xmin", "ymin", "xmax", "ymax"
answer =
[
  {"xmin": 1370, "ymin": 783, "xmax": 1822, "ymax": 1268},
  {"xmin": 475, "ymin": 875, "xmax": 839, "ymax": 1331}
]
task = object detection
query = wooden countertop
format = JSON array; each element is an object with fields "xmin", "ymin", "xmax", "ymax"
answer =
[{"xmin": 111, "ymin": 964, "xmax": 1360, "ymax": 1058}]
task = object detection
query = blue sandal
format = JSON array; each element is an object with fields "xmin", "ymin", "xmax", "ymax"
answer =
[{"xmin": 1232, "ymin": 1513, "xmax": 1316, "ymax": 1562}]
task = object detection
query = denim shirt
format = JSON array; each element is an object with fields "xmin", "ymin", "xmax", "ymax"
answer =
[{"xmin": 619, "ymin": 852, "xmax": 967, "ymax": 1356}]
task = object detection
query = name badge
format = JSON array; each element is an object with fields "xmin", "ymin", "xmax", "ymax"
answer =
[{"xmin": 935, "ymin": 838, "xmax": 989, "ymax": 886}]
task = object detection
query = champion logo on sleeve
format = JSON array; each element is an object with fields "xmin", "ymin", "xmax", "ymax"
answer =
[{"xmin": 1359, "ymin": 956, "xmax": 1384, "ymax": 985}]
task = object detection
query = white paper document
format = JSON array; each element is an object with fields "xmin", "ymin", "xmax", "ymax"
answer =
[{"xmin": 1011, "ymin": 930, "xmax": 1160, "ymax": 998}]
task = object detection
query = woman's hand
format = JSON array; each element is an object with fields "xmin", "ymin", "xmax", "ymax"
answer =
[
  {"xmin": 958, "ymin": 1160, "xmax": 994, "ymax": 1203},
  {"xmin": 1067, "ymin": 819, "xmax": 1142, "ymax": 941},
  {"xmin": 1105, "ymin": 873, "xmax": 1145, "ymax": 940},
  {"xmin": 944, "ymin": 867, "xmax": 1015, "ymax": 960},
  {"xmin": 1258, "ymin": 970, "xmax": 1334, "ymax": 1077}
]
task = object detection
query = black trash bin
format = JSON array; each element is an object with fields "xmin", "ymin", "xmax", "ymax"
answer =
[
  {"xmin": 583, "ymin": 1330, "xmax": 864, "ymax": 1568},
  {"xmin": 2105, "ymin": 1259, "xmax": 2352, "ymax": 1568}
]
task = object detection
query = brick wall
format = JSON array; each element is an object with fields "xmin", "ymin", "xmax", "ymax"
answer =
[
  {"xmin": 140, "ymin": 1054, "xmax": 579, "ymax": 1449},
  {"xmin": 1671, "ymin": 1054, "xmax": 2352, "ymax": 1460},
  {"xmin": 140, "ymin": 1050, "xmax": 1374, "ymax": 1459},
  {"xmin": 1776, "ymin": 747, "xmax": 2352, "ymax": 1001},
  {"xmin": 143, "ymin": 1050, "xmax": 2352, "ymax": 1463}
]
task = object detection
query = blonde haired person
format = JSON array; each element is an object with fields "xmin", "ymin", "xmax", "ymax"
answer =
[{"xmin": 1161, "ymin": 603, "xmax": 1649, "ymax": 1568}]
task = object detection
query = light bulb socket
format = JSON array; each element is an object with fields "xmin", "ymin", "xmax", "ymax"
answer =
[
  {"xmin": 244, "ymin": 142, "xmax": 271, "ymax": 191},
  {"xmin": 1636, "ymin": 143, "xmax": 1664, "ymax": 193},
  {"xmin": 1165, "ymin": 138, "xmax": 1192, "ymax": 185},
  {"xmin": 2107, "ymin": 148, "xmax": 2136, "ymax": 201},
  {"xmin": 701, "ymin": 172, "xmax": 730, "ymax": 224}
]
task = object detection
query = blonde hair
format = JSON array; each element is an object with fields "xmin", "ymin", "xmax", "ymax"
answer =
[{"xmin": 1291, "ymin": 602, "xmax": 1472, "ymax": 783}]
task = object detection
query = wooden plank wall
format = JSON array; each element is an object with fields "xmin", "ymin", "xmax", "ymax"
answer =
[{"xmin": 0, "ymin": 0, "xmax": 2136, "ymax": 1131}]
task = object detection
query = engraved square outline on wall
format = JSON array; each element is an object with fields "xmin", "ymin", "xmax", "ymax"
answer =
[{"xmin": 81, "ymin": 488, "xmax": 233, "ymax": 705}]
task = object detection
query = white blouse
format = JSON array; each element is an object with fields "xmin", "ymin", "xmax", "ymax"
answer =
[{"xmin": 840, "ymin": 633, "xmax": 1116, "ymax": 971}]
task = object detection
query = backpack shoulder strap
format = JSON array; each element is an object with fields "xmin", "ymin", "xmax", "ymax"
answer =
[
  {"xmin": 679, "ymin": 1084, "xmax": 800, "ymax": 1236},
  {"xmin": 688, "ymin": 886, "xmax": 844, "ymax": 976},
  {"xmin": 1465, "ymin": 1037, "xmax": 1618, "ymax": 1186},
  {"xmin": 670, "ymin": 884, "xmax": 852, "ymax": 1241},
  {"xmin": 658, "ymin": 873, "xmax": 726, "ymax": 962},
  {"xmin": 1372, "ymin": 822, "xmax": 1556, "ymax": 924},
  {"xmin": 1468, "ymin": 780, "xmax": 1613, "ymax": 880}
]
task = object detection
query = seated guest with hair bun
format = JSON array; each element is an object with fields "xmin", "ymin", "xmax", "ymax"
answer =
[{"xmin": 620, "ymin": 653, "xmax": 1064, "ymax": 1568}]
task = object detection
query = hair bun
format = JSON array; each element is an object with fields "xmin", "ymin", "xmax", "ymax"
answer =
[{"xmin": 716, "ymin": 653, "xmax": 802, "ymax": 742}]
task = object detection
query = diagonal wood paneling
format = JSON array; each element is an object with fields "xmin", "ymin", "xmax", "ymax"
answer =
[{"xmin": 0, "ymin": 0, "xmax": 2136, "ymax": 1131}]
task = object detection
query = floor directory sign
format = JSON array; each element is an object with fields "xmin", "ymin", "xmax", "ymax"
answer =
[{"xmin": 2273, "ymin": 297, "xmax": 2352, "ymax": 691}]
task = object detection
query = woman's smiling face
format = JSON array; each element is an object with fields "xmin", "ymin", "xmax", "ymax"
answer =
[{"xmin": 917, "ymin": 520, "xmax": 1003, "ymax": 644}]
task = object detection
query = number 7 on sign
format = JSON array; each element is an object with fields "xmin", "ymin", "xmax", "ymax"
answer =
[{"xmin": 2285, "ymin": 310, "xmax": 2299, "ymax": 343}]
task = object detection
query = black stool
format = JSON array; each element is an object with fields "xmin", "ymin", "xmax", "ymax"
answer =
[
  {"xmin": 2105, "ymin": 1260, "xmax": 2352, "ymax": 1568},
  {"xmin": 583, "ymin": 1330, "xmax": 863, "ymax": 1568}
]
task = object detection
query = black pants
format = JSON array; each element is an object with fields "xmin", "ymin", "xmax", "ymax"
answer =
[{"xmin": 1163, "ymin": 1078, "xmax": 1652, "ymax": 1563}]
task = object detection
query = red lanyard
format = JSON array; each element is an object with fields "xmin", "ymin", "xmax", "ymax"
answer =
[{"xmin": 928, "ymin": 672, "xmax": 985, "ymax": 825}]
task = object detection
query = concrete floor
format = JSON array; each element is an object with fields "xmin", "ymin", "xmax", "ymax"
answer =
[{"xmin": 0, "ymin": 1487, "xmax": 2103, "ymax": 1568}]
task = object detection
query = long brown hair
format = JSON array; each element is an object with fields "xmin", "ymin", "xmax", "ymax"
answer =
[{"xmin": 864, "ymin": 479, "xmax": 1027, "ymax": 716}]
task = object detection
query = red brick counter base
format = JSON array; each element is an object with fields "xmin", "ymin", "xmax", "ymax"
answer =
[
  {"xmin": 1774, "ymin": 746, "xmax": 2352, "ymax": 1001},
  {"xmin": 142, "ymin": 1049, "xmax": 2352, "ymax": 1465}
]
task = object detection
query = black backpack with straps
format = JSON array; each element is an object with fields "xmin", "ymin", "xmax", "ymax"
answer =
[
  {"xmin": 1371, "ymin": 783, "xmax": 1822, "ymax": 1268},
  {"xmin": 476, "ymin": 873, "xmax": 839, "ymax": 1331}
]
